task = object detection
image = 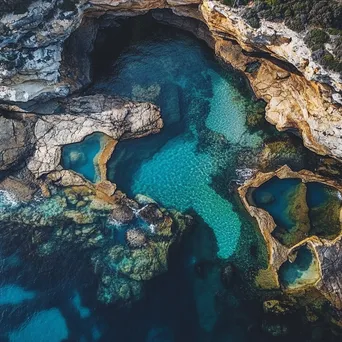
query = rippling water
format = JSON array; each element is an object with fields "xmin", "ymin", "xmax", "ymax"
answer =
[
  {"xmin": 91, "ymin": 19, "xmax": 268, "ymax": 259},
  {"xmin": 0, "ymin": 15, "xmax": 317, "ymax": 342}
]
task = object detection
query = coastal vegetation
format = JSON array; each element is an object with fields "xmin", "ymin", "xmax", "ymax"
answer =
[{"xmin": 223, "ymin": 0, "xmax": 342, "ymax": 72}]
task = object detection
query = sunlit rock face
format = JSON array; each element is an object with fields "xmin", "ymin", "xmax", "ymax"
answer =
[
  {"xmin": 3, "ymin": 95, "xmax": 162, "ymax": 178},
  {"xmin": 239, "ymin": 165, "xmax": 342, "ymax": 314},
  {"xmin": 0, "ymin": 0, "xmax": 341, "ymax": 162}
]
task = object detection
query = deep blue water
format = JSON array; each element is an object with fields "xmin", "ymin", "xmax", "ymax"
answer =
[
  {"xmin": 252, "ymin": 177, "xmax": 301, "ymax": 231},
  {"xmin": 306, "ymin": 182, "xmax": 341, "ymax": 208},
  {"xmin": 92, "ymin": 19, "xmax": 265, "ymax": 259},
  {"xmin": 0, "ymin": 16, "xmax": 330, "ymax": 342}
]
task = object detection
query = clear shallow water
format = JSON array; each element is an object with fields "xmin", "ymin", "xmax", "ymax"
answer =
[
  {"xmin": 0, "ymin": 17, "xmax": 323, "ymax": 342},
  {"xmin": 252, "ymin": 177, "xmax": 301, "ymax": 231},
  {"xmin": 279, "ymin": 246, "xmax": 317, "ymax": 288},
  {"xmin": 92, "ymin": 20, "xmax": 267, "ymax": 259},
  {"xmin": 62, "ymin": 133, "xmax": 104, "ymax": 183}
]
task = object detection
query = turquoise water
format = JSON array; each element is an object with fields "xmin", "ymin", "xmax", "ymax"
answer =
[
  {"xmin": 93, "ymin": 19, "xmax": 266, "ymax": 259},
  {"xmin": 0, "ymin": 284, "xmax": 35, "ymax": 305},
  {"xmin": 252, "ymin": 177, "xmax": 301, "ymax": 231},
  {"xmin": 62, "ymin": 133, "xmax": 104, "ymax": 183},
  {"xmin": 279, "ymin": 246, "xmax": 314, "ymax": 287},
  {"xmin": 0, "ymin": 17, "xmax": 326, "ymax": 342},
  {"xmin": 9, "ymin": 308, "xmax": 69, "ymax": 342}
]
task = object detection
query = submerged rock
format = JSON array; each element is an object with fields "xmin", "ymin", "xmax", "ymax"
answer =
[
  {"xmin": 0, "ymin": 175, "xmax": 190, "ymax": 305},
  {"xmin": 263, "ymin": 300, "xmax": 293, "ymax": 316},
  {"xmin": 262, "ymin": 320, "xmax": 289, "ymax": 337},
  {"xmin": 221, "ymin": 262, "xmax": 236, "ymax": 288},
  {"xmin": 257, "ymin": 191, "xmax": 275, "ymax": 205},
  {"xmin": 126, "ymin": 229, "xmax": 147, "ymax": 248},
  {"xmin": 282, "ymin": 182, "xmax": 310, "ymax": 246},
  {"xmin": 259, "ymin": 139, "xmax": 306, "ymax": 171}
]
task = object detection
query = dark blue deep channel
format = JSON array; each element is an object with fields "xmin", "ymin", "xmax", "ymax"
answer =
[{"xmin": 0, "ymin": 15, "xmax": 331, "ymax": 342}]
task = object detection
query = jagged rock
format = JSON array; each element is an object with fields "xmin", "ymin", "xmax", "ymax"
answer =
[
  {"xmin": 111, "ymin": 201, "xmax": 135, "ymax": 223},
  {"xmin": 0, "ymin": 0, "xmax": 341, "ymax": 163},
  {"xmin": 26, "ymin": 95, "xmax": 162, "ymax": 177},
  {"xmin": 126, "ymin": 229, "xmax": 147, "ymax": 248},
  {"xmin": 0, "ymin": 113, "xmax": 36, "ymax": 174},
  {"xmin": 138, "ymin": 204, "xmax": 164, "ymax": 226},
  {"xmin": 0, "ymin": 176, "xmax": 36, "ymax": 201},
  {"xmin": 0, "ymin": 180, "xmax": 190, "ymax": 305},
  {"xmin": 263, "ymin": 300, "xmax": 294, "ymax": 316},
  {"xmin": 239, "ymin": 165, "xmax": 342, "ymax": 319}
]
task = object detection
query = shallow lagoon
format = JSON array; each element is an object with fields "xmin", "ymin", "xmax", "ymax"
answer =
[{"xmin": 91, "ymin": 18, "xmax": 268, "ymax": 259}]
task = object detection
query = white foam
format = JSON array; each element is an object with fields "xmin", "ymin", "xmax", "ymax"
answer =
[{"xmin": 0, "ymin": 190, "xmax": 19, "ymax": 209}]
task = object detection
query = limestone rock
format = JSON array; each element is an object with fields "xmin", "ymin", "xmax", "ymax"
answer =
[
  {"xmin": 0, "ymin": 113, "xmax": 36, "ymax": 174},
  {"xmin": 239, "ymin": 165, "xmax": 342, "ymax": 317},
  {"xmin": 26, "ymin": 95, "xmax": 162, "ymax": 178},
  {"xmin": 126, "ymin": 229, "xmax": 147, "ymax": 248},
  {"xmin": 0, "ymin": 0, "xmax": 342, "ymax": 163}
]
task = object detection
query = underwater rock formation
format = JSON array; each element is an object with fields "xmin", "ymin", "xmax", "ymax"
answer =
[
  {"xmin": 0, "ymin": 91, "xmax": 182, "ymax": 306},
  {"xmin": 239, "ymin": 165, "xmax": 342, "ymax": 319},
  {"xmin": 0, "ymin": 176, "xmax": 191, "ymax": 305}
]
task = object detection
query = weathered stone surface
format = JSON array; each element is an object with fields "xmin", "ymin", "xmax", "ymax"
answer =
[
  {"xmin": 0, "ymin": 0, "xmax": 341, "ymax": 162},
  {"xmin": 207, "ymin": 25, "xmax": 342, "ymax": 160},
  {"xmin": 239, "ymin": 165, "xmax": 342, "ymax": 315},
  {"xmin": 0, "ymin": 113, "xmax": 36, "ymax": 174},
  {"xmin": 126, "ymin": 229, "xmax": 147, "ymax": 248},
  {"xmin": 26, "ymin": 95, "xmax": 162, "ymax": 177}
]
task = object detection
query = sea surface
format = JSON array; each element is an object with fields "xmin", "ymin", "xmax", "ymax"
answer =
[{"xmin": 0, "ymin": 15, "xmax": 322, "ymax": 342}]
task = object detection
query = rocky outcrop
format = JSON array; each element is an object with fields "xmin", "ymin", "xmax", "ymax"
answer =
[
  {"xmin": 0, "ymin": 178, "xmax": 191, "ymax": 304},
  {"xmin": 0, "ymin": 0, "xmax": 341, "ymax": 163},
  {"xmin": 199, "ymin": 1, "xmax": 342, "ymax": 160},
  {"xmin": 0, "ymin": 95, "xmax": 162, "ymax": 178},
  {"xmin": 238, "ymin": 165, "xmax": 342, "ymax": 316},
  {"xmin": 201, "ymin": 1, "xmax": 342, "ymax": 94},
  {"xmin": 0, "ymin": 113, "xmax": 36, "ymax": 174}
]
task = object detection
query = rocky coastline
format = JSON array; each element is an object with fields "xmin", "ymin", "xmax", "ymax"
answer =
[{"xmin": 1, "ymin": 0, "xmax": 342, "ymax": 337}]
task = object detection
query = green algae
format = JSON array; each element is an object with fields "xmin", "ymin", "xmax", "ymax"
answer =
[
  {"xmin": 309, "ymin": 188, "xmax": 342, "ymax": 240},
  {"xmin": 282, "ymin": 182, "xmax": 310, "ymax": 247}
]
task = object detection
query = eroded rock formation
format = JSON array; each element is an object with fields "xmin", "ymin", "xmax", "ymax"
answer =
[
  {"xmin": 0, "ymin": 92, "xmax": 186, "ymax": 306},
  {"xmin": 0, "ymin": 95, "xmax": 162, "ymax": 177},
  {"xmin": 1, "ymin": 0, "xmax": 342, "ymax": 324},
  {"xmin": 0, "ymin": 0, "xmax": 341, "ymax": 162},
  {"xmin": 239, "ymin": 165, "xmax": 342, "ymax": 316},
  {"xmin": 0, "ymin": 178, "xmax": 191, "ymax": 304}
]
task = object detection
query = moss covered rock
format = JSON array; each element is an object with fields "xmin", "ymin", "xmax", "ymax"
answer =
[{"xmin": 310, "ymin": 190, "xmax": 342, "ymax": 239}]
